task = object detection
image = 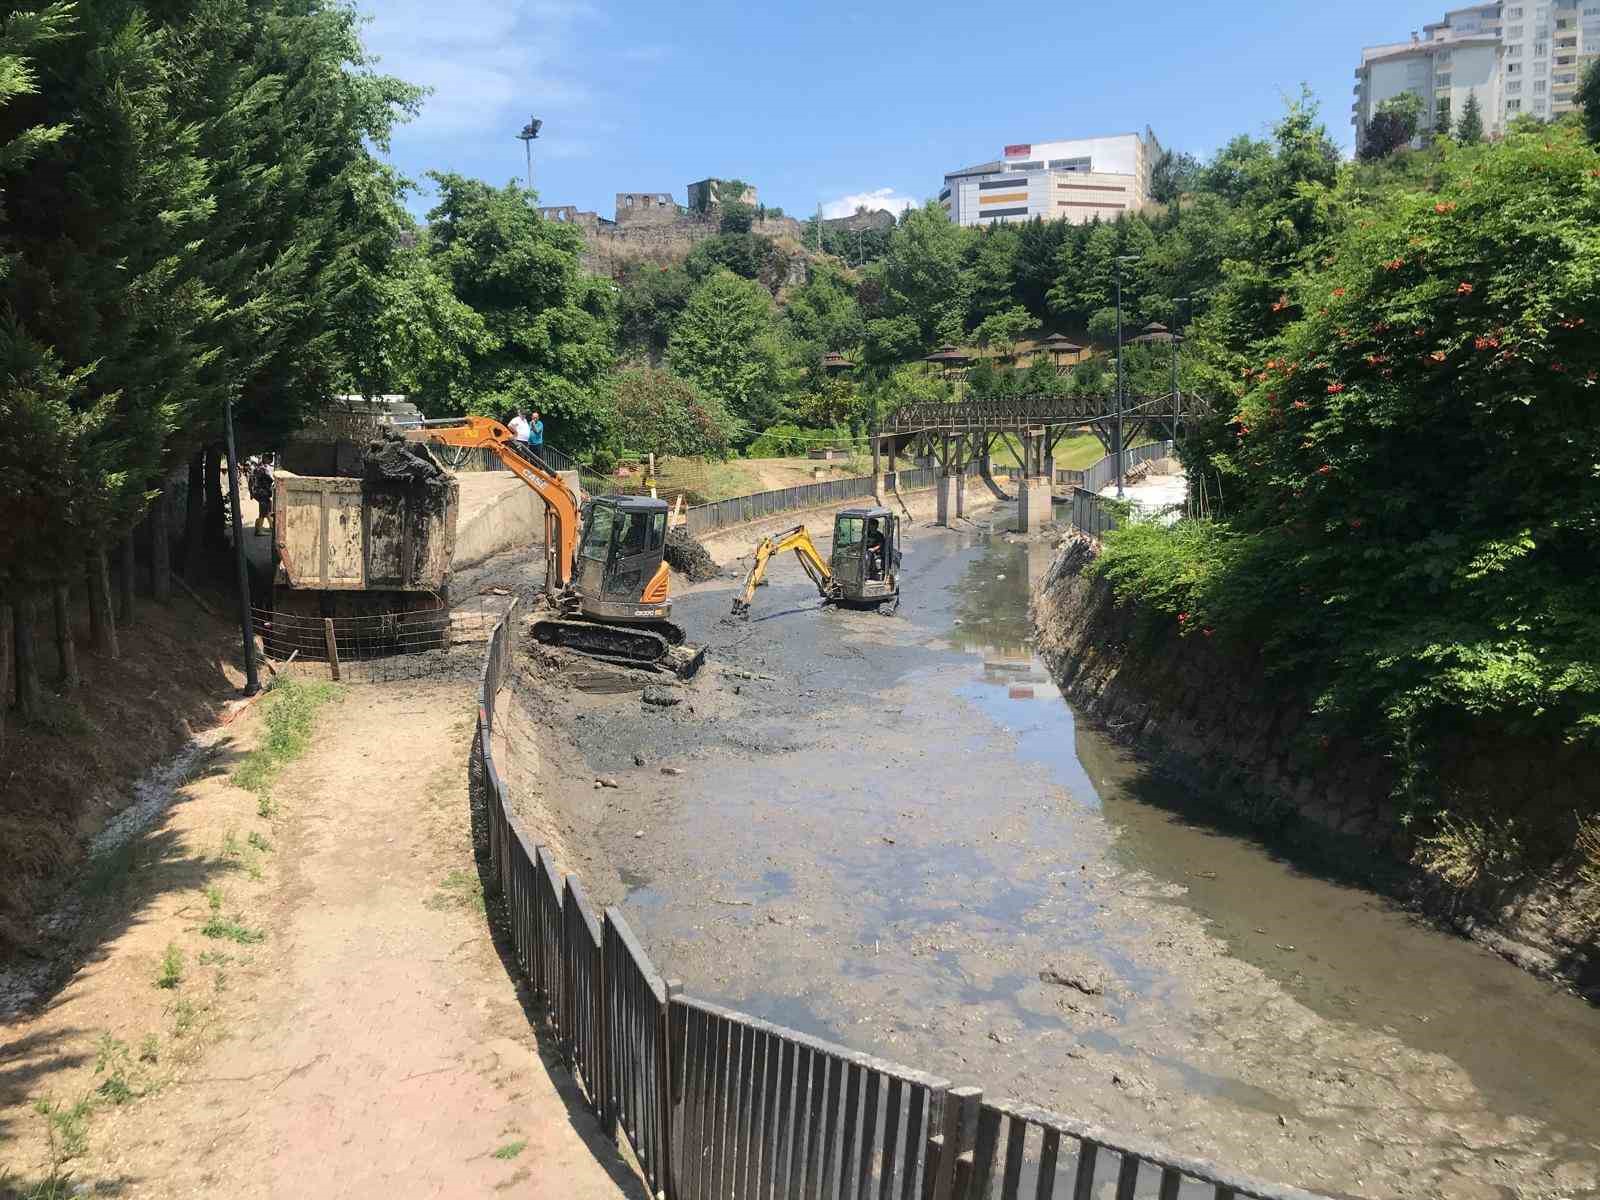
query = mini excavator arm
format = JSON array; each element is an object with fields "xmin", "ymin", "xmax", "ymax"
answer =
[
  {"xmin": 403, "ymin": 416, "xmax": 578, "ymax": 593},
  {"xmin": 731, "ymin": 525, "xmax": 834, "ymax": 618}
]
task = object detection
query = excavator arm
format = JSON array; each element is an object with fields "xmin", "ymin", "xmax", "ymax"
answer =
[
  {"xmin": 731, "ymin": 525, "xmax": 834, "ymax": 617},
  {"xmin": 403, "ymin": 416, "xmax": 579, "ymax": 593}
]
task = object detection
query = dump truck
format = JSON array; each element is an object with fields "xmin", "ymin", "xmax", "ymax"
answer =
[{"xmin": 270, "ymin": 468, "xmax": 459, "ymax": 621}]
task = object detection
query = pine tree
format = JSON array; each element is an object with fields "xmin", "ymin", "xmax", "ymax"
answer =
[{"xmin": 1456, "ymin": 90, "xmax": 1485, "ymax": 144}]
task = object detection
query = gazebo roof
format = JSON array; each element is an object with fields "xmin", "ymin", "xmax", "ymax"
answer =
[
  {"xmin": 1040, "ymin": 333, "xmax": 1083, "ymax": 352},
  {"xmin": 923, "ymin": 344, "xmax": 971, "ymax": 365},
  {"xmin": 820, "ymin": 351, "xmax": 854, "ymax": 371}
]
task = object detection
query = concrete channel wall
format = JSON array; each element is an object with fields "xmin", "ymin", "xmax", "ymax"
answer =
[{"xmin": 467, "ymin": 605, "xmax": 1323, "ymax": 1200}]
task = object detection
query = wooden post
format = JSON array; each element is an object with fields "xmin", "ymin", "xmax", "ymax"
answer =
[
  {"xmin": 323, "ymin": 618, "xmax": 341, "ymax": 681},
  {"xmin": 85, "ymin": 548, "xmax": 119, "ymax": 659},
  {"xmin": 117, "ymin": 531, "xmax": 136, "ymax": 625},
  {"xmin": 13, "ymin": 593, "xmax": 41, "ymax": 721},
  {"xmin": 928, "ymin": 1086, "xmax": 982, "ymax": 1200},
  {"xmin": 53, "ymin": 585, "xmax": 79, "ymax": 693},
  {"xmin": 183, "ymin": 450, "xmax": 205, "ymax": 582},
  {"xmin": 150, "ymin": 490, "xmax": 171, "ymax": 602}
]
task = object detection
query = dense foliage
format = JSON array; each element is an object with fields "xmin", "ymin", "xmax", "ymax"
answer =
[
  {"xmin": 1094, "ymin": 121, "xmax": 1600, "ymax": 811},
  {"xmin": 0, "ymin": 0, "xmax": 419, "ymax": 598}
]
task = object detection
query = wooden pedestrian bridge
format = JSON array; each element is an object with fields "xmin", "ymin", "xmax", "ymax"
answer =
[{"xmin": 869, "ymin": 391, "xmax": 1208, "ymax": 529}]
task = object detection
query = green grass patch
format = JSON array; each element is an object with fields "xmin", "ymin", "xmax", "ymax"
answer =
[
  {"xmin": 32, "ymin": 1096, "xmax": 91, "ymax": 1161},
  {"xmin": 247, "ymin": 831, "xmax": 272, "ymax": 854},
  {"xmin": 424, "ymin": 868, "xmax": 485, "ymax": 914},
  {"xmin": 200, "ymin": 913, "xmax": 264, "ymax": 944},
  {"xmin": 491, "ymin": 1139, "xmax": 527, "ymax": 1161},
  {"xmin": 155, "ymin": 943, "xmax": 184, "ymax": 990},
  {"xmin": 232, "ymin": 679, "xmax": 340, "ymax": 804}
]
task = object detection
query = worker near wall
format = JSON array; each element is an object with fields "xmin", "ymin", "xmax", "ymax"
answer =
[
  {"xmin": 249, "ymin": 454, "xmax": 276, "ymax": 536},
  {"xmin": 508, "ymin": 410, "xmax": 532, "ymax": 442}
]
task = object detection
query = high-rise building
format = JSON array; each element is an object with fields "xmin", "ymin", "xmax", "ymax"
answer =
[
  {"xmin": 1353, "ymin": 2, "xmax": 1600, "ymax": 145},
  {"xmin": 938, "ymin": 131, "xmax": 1161, "ymax": 228}
]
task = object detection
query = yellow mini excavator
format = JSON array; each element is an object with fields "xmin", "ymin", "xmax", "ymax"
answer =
[
  {"xmin": 731, "ymin": 507, "xmax": 901, "ymax": 618},
  {"xmin": 404, "ymin": 416, "xmax": 705, "ymax": 677}
]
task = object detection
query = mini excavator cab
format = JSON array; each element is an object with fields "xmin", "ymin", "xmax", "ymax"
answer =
[
  {"xmin": 830, "ymin": 507, "xmax": 901, "ymax": 605},
  {"xmin": 572, "ymin": 495, "xmax": 674, "ymax": 623}
]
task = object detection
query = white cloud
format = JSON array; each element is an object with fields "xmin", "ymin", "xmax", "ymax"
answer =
[
  {"xmin": 361, "ymin": 0, "xmax": 597, "ymax": 139},
  {"xmin": 821, "ymin": 188, "xmax": 919, "ymax": 219}
]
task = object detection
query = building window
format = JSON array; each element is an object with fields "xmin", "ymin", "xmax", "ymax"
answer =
[
  {"xmin": 1535, "ymin": 39, "xmax": 1547, "ymax": 54},
  {"xmin": 1507, "ymin": 43, "xmax": 1522, "ymax": 55},
  {"xmin": 1507, "ymin": 4, "xmax": 1523, "ymax": 15},
  {"xmin": 1507, "ymin": 23, "xmax": 1524, "ymax": 36},
  {"xmin": 1508, "ymin": 79, "xmax": 1522, "ymax": 92},
  {"xmin": 1507, "ymin": 98, "xmax": 1523, "ymax": 111},
  {"xmin": 1437, "ymin": 74, "xmax": 1453, "ymax": 86},
  {"xmin": 1535, "ymin": 79, "xmax": 1547, "ymax": 92},
  {"xmin": 625, "ymin": 195, "xmax": 634, "ymax": 207},
  {"xmin": 1507, "ymin": 61, "xmax": 1522, "ymax": 73}
]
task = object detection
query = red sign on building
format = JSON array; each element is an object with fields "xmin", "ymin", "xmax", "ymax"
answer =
[{"xmin": 1003, "ymin": 144, "xmax": 1031, "ymax": 158}]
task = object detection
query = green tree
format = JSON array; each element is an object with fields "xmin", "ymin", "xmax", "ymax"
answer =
[
  {"xmin": 1456, "ymin": 90, "xmax": 1485, "ymax": 144},
  {"xmin": 964, "ymin": 223, "xmax": 1021, "ymax": 326},
  {"xmin": 605, "ymin": 367, "xmax": 733, "ymax": 460},
  {"xmin": 1360, "ymin": 91, "xmax": 1424, "ymax": 160},
  {"xmin": 666, "ymin": 269, "xmax": 788, "ymax": 440},
  {"xmin": 1107, "ymin": 122, "xmax": 1600, "ymax": 791},
  {"xmin": 1150, "ymin": 148, "xmax": 1203, "ymax": 205},
  {"xmin": 1578, "ymin": 62, "xmax": 1600, "ymax": 145},
  {"xmin": 617, "ymin": 262, "xmax": 694, "ymax": 360},
  {"xmin": 419, "ymin": 174, "xmax": 615, "ymax": 449},
  {"xmin": 973, "ymin": 305, "xmax": 1036, "ymax": 357},
  {"xmin": 861, "ymin": 202, "xmax": 969, "ymax": 363}
]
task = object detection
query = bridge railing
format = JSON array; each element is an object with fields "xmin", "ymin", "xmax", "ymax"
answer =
[{"xmin": 468, "ymin": 606, "xmax": 1326, "ymax": 1200}]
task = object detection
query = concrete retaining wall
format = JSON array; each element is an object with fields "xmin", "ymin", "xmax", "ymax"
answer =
[{"xmin": 451, "ymin": 470, "xmax": 582, "ymax": 570}]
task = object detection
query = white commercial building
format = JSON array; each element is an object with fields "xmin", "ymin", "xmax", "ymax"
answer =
[
  {"xmin": 1353, "ymin": 2, "xmax": 1600, "ymax": 143},
  {"xmin": 939, "ymin": 131, "xmax": 1161, "ymax": 228}
]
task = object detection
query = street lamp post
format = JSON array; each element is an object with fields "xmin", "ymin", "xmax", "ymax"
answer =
[
  {"xmin": 222, "ymin": 393, "xmax": 260, "ymax": 697},
  {"xmin": 517, "ymin": 116, "xmax": 542, "ymax": 192},
  {"xmin": 1114, "ymin": 255, "xmax": 1141, "ymax": 498}
]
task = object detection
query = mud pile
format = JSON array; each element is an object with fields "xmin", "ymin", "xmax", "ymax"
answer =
[
  {"xmin": 664, "ymin": 526, "xmax": 719, "ymax": 582},
  {"xmin": 363, "ymin": 431, "xmax": 451, "ymax": 516}
]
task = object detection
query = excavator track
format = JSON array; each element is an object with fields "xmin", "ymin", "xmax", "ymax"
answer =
[{"xmin": 530, "ymin": 617, "xmax": 705, "ymax": 679}]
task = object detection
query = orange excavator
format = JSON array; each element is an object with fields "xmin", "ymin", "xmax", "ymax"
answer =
[{"xmin": 404, "ymin": 416, "xmax": 704, "ymax": 677}]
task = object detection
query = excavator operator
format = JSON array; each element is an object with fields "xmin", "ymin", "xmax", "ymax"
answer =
[{"xmin": 865, "ymin": 518, "xmax": 887, "ymax": 582}]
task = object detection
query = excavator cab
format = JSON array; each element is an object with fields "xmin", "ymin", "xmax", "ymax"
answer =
[
  {"xmin": 572, "ymin": 495, "xmax": 673, "ymax": 624},
  {"xmin": 830, "ymin": 507, "xmax": 900, "ymax": 605}
]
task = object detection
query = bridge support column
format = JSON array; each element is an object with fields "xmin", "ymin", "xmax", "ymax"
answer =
[
  {"xmin": 953, "ymin": 438, "xmax": 966, "ymax": 520},
  {"xmin": 1018, "ymin": 476, "xmax": 1052, "ymax": 535},
  {"xmin": 935, "ymin": 470, "xmax": 955, "ymax": 527}
]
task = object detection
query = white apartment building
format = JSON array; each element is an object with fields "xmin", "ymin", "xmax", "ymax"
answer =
[
  {"xmin": 939, "ymin": 131, "xmax": 1161, "ymax": 228},
  {"xmin": 1353, "ymin": 2, "xmax": 1600, "ymax": 142}
]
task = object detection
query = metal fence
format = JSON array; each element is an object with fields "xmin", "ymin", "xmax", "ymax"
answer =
[
  {"xmin": 1057, "ymin": 440, "xmax": 1173, "ymax": 493},
  {"xmin": 251, "ymin": 598, "xmax": 503, "ymax": 683},
  {"xmin": 684, "ymin": 475, "xmax": 880, "ymax": 536},
  {"xmin": 468, "ymin": 607, "xmax": 1324, "ymax": 1200}
]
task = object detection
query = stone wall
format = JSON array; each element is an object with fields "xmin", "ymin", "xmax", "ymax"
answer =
[{"xmin": 1032, "ymin": 536, "xmax": 1600, "ymax": 998}]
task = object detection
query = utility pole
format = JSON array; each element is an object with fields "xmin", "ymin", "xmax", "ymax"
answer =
[
  {"xmin": 1113, "ymin": 255, "xmax": 1140, "ymax": 498},
  {"xmin": 517, "ymin": 115, "xmax": 542, "ymax": 192}
]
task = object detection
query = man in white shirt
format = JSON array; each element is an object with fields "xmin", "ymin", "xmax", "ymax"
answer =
[{"xmin": 507, "ymin": 411, "xmax": 532, "ymax": 442}]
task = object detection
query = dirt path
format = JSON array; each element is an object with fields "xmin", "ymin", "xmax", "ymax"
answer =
[{"xmin": 2, "ymin": 682, "xmax": 640, "ymax": 1199}]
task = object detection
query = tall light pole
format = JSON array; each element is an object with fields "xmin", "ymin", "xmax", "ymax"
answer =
[
  {"xmin": 517, "ymin": 116, "xmax": 542, "ymax": 192},
  {"xmin": 1114, "ymin": 255, "xmax": 1140, "ymax": 498}
]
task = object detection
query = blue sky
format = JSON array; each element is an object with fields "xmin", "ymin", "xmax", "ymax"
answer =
[{"xmin": 362, "ymin": 0, "xmax": 1451, "ymax": 221}]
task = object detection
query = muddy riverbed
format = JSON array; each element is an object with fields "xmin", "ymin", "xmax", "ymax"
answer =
[{"xmin": 479, "ymin": 511, "xmax": 1600, "ymax": 1200}]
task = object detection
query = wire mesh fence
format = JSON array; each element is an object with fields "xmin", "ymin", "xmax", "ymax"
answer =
[{"xmin": 251, "ymin": 595, "xmax": 510, "ymax": 683}]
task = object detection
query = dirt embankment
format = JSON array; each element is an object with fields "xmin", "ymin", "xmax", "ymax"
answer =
[
  {"xmin": 1031, "ymin": 537, "xmax": 1600, "ymax": 999},
  {"xmin": 1, "ymin": 592, "xmax": 247, "ymax": 956}
]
